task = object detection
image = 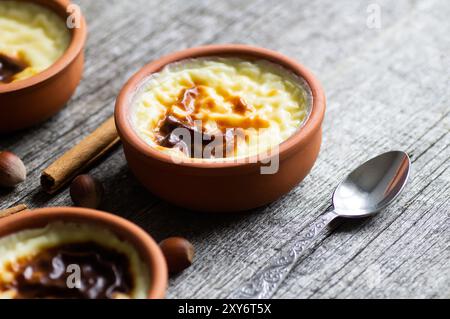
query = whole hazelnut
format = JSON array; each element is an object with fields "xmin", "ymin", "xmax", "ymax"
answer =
[
  {"xmin": 0, "ymin": 151, "xmax": 27, "ymax": 188},
  {"xmin": 70, "ymin": 174, "xmax": 103, "ymax": 209},
  {"xmin": 159, "ymin": 237, "xmax": 195, "ymax": 274}
]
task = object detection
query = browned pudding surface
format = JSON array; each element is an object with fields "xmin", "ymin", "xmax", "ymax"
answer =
[
  {"xmin": 0, "ymin": 54, "xmax": 27, "ymax": 84},
  {"xmin": 2, "ymin": 242, "xmax": 133, "ymax": 299},
  {"xmin": 132, "ymin": 58, "xmax": 311, "ymax": 159},
  {"xmin": 155, "ymin": 86, "xmax": 270, "ymax": 158}
]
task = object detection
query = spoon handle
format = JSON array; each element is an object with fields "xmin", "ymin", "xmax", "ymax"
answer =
[{"xmin": 229, "ymin": 209, "xmax": 338, "ymax": 299}]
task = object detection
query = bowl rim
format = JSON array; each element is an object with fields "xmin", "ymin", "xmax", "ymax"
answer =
[
  {"xmin": 115, "ymin": 44, "xmax": 326, "ymax": 169},
  {"xmin": 0, "ymin": 0, "xmax": 87, "ymax": 94},
  {"xmin": 0, "ymin": 207, "xmax": 168, "ymax": 299}
]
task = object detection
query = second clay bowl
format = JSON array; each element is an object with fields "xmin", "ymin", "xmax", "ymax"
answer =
[
  {"xmin": 0, "ymin": 207, "xmax": 168, "ymax": 299},
  {"xmin": 0, "ymin": 0, "xmax": 87, "ymax": 133}
]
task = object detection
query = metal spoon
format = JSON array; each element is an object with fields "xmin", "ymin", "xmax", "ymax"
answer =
[{"xmin": 230, "ymin": 151, "xmax": 411, "ymax": 299}]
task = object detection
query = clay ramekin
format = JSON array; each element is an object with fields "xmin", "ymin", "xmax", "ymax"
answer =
[
  {"xmin": 0, "ymin": 0, "xmax": 87, "ymax": 133},
  {"xmin": 115, "ymin": 45, "xmax": 326, "ymax": 212},
  {"xmin": 0, "ymin": 207, "xmax": 168, "ymax": 299}
]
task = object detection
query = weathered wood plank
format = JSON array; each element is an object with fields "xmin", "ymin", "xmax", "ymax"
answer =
[{"xmin": 0, "ymin": 0, "xmax": 448, "ymax": 299}]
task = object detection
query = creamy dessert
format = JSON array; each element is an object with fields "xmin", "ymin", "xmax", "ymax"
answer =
[
  {"xmin": 131, "ymin": 57, "xmax": 311, "ymax": 159},
  {"xmin": 0, "ymin": 1, "xmax": 71, "ymax": 84},
  {"xmin": 0, "ymin": 222, "xmax": 150, "ymax": 299}
]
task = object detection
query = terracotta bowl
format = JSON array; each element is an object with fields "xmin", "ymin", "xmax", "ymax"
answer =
[
  {"xmin": 115, "ymin": 45, "xmax": 326, "ymax": 212},
  {"xmin": 0, "ymin": 207, "xmax": 168, "ymax": 299},
  {"xmin": 0, "ymin": 0, "xmax": 87, "ymax": 133}
]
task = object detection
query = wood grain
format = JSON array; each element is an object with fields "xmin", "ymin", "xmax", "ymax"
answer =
[{"xmin": 0, "ymin": 0, "xmax": 448, "ymax": 299}]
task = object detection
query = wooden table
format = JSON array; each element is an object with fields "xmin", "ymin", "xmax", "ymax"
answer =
[{"xmin": 1, "ymin": 0, "xmax": 449, "ymax": 299}]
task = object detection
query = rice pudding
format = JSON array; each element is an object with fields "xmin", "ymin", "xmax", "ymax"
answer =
[
  {"xmin": 131, "ymin": 57, "xmax": 311, "ymax": 159},
  {"xmin": 0, "ymin": 222, "xmax": 150, "ymax": 299},
  {"xmin": 0, "ymin": 1, "xmax": 70, "ymax": 84}
]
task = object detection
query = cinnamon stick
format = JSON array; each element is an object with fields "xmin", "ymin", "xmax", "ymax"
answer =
[
  {"xmin": 41, "ymin": 116, "xmax": 120, "ymax": 194},
  {"xmin": 0, "ymin": 204, "xmax": 28, "ymax": 218}
]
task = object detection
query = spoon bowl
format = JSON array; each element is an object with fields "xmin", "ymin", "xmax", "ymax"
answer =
[{"xmin": 333, "ymin": 151, "xmax": 411, "ymax": 218}]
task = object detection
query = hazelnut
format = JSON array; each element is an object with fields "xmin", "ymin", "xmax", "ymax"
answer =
[
  {"xmin": 0, "ymin": 151, "xmax": 27, "ymax": 188},
  {"xmin": 70, "ymin": 174, "xmax": 103, "ymax": 209},
  {"xmin": 159, "ymin": 237, "xmax": 195, "ymax": 274}
]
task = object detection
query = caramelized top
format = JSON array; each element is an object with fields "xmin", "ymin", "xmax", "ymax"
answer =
[
  {"xmin": 132, "ymin": 58, "xmax": 310, "ymax": 159},
  {"xmin": 171, "ymin": 86, "xmax": 270, "ymax": 129},
  {"xmin": 0, "ymin": 54, "xmax": 27, "ymax": 84},
  {"xmin": 2, "ymin": 242, "xmax": 134, "ymax": 299},
  {"xmin": 154, "ymin": 86, "xmax": 270, "ymax": 158}
]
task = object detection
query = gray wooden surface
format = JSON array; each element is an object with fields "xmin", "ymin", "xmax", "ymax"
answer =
[{"xmin": 1, "ymin": 0, "xmax": 449, "ymax": 299}]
